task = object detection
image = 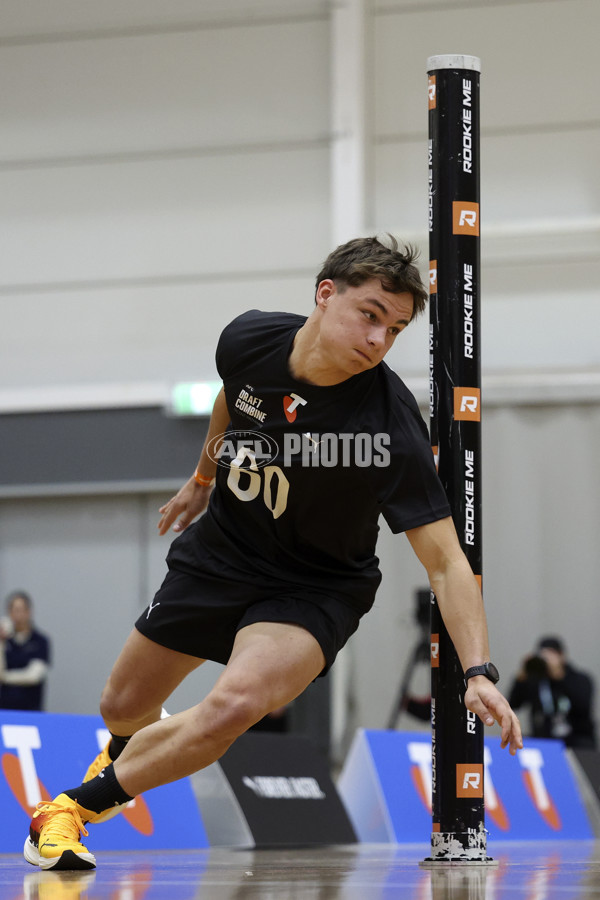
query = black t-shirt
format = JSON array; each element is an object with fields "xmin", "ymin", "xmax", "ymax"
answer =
[{"xmin": 168, "ymin": 311, "xmax": 451, "ymax": 613}]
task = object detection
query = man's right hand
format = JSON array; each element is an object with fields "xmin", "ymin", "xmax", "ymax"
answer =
[{"xmin": 157, "ymin": 477, "xmax": 214, "ymax": 536}]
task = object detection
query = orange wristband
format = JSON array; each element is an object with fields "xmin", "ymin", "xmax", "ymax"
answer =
[{"xmin": 193, "ymin": 468, "xmax": 215, "ymax": 487}]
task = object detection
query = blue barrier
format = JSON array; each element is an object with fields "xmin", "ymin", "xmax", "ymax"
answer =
[
  {"xmin": 0, "ymin": 710, "xmax": 208, "ymax": 853},
  {"xmin": 338, "ymin": 730, "xmax": 594, "ymax": 842}
]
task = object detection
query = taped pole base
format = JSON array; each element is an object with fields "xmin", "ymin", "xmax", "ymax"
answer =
[{"xmin": 419, "ymin": 831, "xmax": 498, "ymax": 868}]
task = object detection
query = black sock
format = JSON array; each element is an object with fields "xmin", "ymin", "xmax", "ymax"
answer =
[
  {"xmin": 108, "ymin": 733, "xmax": 131, "ymax": 761},
  {"xmin": 64, "ymin": 763, "xmax": 134, "ymax": 816}
]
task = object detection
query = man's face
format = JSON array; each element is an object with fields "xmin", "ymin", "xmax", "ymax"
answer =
[
  {"xmin": 316, "ymin": 277, "xmax": 414, "ymax": 376},
  {"xmin": 9, "ymin": 598, "xmax": 32, "ymax": 633},
  {"xmin": 539, "ymin": 647, "xmax": 565, "ymax": 678}
]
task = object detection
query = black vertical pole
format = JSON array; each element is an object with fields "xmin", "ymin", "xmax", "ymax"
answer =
[{"xmin": 422, "ymin": 54, "xmax": 492, "ymax": 864}]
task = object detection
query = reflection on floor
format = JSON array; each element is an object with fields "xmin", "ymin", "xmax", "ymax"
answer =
[{"xmin": 1, "ymin": 841, "xmax": 599, "ymax": 900}]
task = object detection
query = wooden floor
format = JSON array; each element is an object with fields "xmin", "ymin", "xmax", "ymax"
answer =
[{"xmin": 1, "ymin": 841, "xmax": 600, "ymax": 899}]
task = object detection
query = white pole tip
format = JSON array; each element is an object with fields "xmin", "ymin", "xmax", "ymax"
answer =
[{"xmin": 427, "ymin": 55, "xmax": 481, "ymax": 73}]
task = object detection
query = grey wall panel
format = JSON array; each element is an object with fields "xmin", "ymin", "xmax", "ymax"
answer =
[
  {"xmin": 0, "ymin": 492, "xmax": 224, "ymax": 716},
  {"xmin": 0, "ymin": 149, "xmax": 330, "ymax": 287},
  {"xmin": 0, "ymin": 275, "xmax": 316, "ymax": 391},
  {"xmin": 0, "ymin": 409, "xmax": 208, "ymax": 491},
  {"xmin": 479, "ymin": 261, "xmax": 600, "ymax": 372},
  {"xmin": 1, "ymin": 20, "xmax": 329, "ymax": 158},
  {"xmin": 0, "ymin": 1, "xmax": 330, "ymax": 43},
  {"xmin": 373, "ymin": 0, "xmax": 599, "ymax": 137},
  {"xmin": 0, "ymin": 495, "xmax": 143, "ymax": 714}
]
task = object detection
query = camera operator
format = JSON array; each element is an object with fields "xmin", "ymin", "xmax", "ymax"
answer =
[{"xmin": 508, "ymin": 637, "xmax": 596, "ymax": 748}]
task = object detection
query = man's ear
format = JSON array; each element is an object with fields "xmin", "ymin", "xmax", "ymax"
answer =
[{"xmin": 315, "ymin": 279, "xmax": 335, "ymax": 310}]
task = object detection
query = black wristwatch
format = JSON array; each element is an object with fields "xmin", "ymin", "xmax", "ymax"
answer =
[{"xmin": 464, "ymin": 662, "xmax": 499, "ymax": 685}]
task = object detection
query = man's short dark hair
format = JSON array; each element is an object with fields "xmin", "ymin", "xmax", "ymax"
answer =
[
  {"xmin": 6, "ymin": 590, "xmax": 33, "ymax": 611},
  {"xmin": 315, "ymin": 234, "xmax": 428, "ymax": 319},
  {"xmin": 538, "ymin": 636, "xmax": 564, "ymax": 654}
]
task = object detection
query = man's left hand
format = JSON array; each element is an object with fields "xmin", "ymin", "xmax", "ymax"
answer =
[{"xmin": 465, "ymin": 676, "xmax": 523, "ymax": 755}]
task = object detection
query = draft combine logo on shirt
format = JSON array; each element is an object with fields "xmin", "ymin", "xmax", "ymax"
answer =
[{"xmin": 234, "ymin": 387, "xmax": 267, "ymax": 423}]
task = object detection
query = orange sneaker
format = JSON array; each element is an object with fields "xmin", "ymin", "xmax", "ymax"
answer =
[{"xmin": 24, "ymin": 794, "xmax": 96, "ymax": 870}]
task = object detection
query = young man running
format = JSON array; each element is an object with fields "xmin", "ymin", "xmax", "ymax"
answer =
[{"xmin": 24, "ymin": 236, "xmax": 522, "ymax": 870}]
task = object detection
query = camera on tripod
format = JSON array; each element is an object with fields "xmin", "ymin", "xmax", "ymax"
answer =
[
  {"xmin": 386, "ymin": 588, "xmax": 432, "ymax": 729},
  {"xmin": 524, "ymin": 654, "xmax": 550, "ymax": 680},
  {"xmin": 414, "ymin": 588, "xmax": 431, "ymax": 631}
]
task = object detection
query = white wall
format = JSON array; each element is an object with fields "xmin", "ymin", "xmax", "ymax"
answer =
[
  {"xmin": 2, "ymin": 0, "xmax": 599, "ymax": 400},
  {"xmin": 1, "ymin": 1, "xmax": 599, "ymax": 740},
  {"xmin": 0, "ymin": 8, "xmax": 331, "ymax": 395}
]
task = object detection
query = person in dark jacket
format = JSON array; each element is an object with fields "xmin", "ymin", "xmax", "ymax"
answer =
[
  {"xmin": 0, "ymin": 590, "xmax": 51, "ymax": 711},
  {"xmin": 509, "ymin": 636, "xmax": 596, "ymax": 748}
]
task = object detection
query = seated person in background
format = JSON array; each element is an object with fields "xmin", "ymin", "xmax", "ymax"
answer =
[
  {"xmin": 0, "ymin": 590, "xmax": 51, "ymax": 711},
  {"xmin": 508, "ymin": 636, "xmax": 596, "ymax": 748}
]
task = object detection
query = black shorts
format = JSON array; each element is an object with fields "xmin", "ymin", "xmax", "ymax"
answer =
[{"xmin": 134, "ymin": 567, "xmax": 362, "ymax": 677}]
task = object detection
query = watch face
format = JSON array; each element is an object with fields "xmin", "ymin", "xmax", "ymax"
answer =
[{"xmin": 486, "ymin": 662, "xmax": 500, "ymax": 683}]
